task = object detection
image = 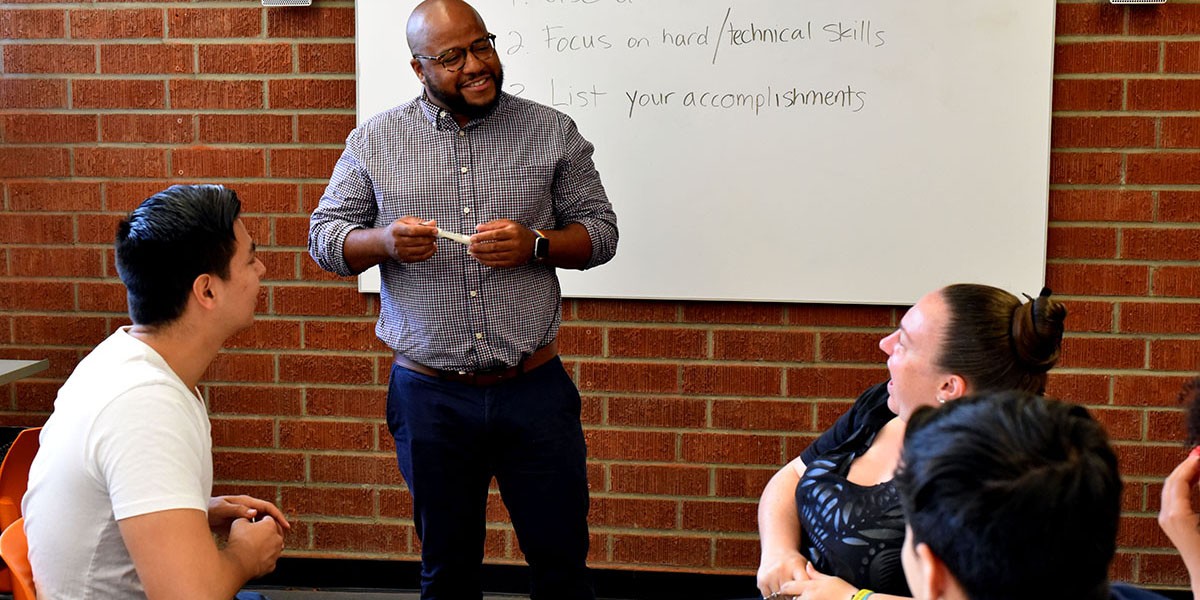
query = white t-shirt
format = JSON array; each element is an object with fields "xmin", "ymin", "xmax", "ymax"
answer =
[{"xmin": 23, "ymin": 328, "xmax": 213, "ymax": 600}]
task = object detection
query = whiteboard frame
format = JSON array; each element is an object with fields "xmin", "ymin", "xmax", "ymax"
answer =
[{"xmin": 353, "ymin": 1, "xmax": 1055, "ymax": 305}]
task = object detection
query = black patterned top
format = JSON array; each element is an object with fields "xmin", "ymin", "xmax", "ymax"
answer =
[{"xmin": 796, "ymin": 382, "xmax": 910, "ymax": 595}]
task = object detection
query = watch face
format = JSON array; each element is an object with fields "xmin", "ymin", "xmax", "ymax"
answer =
[{"xmin": 534, "ymin": 235, "xmax": 550, "ymax": 259}]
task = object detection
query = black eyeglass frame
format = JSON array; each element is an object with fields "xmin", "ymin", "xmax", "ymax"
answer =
[{"xmin": 412, "ymin": 34, "xmax": 498, "ymax": 72}]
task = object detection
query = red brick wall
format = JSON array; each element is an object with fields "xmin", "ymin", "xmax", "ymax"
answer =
[{"xmin": 2, "ymin": 0, "xmax": 1198, "ymax": 588}]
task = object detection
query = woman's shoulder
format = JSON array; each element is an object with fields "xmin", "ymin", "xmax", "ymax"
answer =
[
  {"xmin": 855, "ymin": 381, "xmax": 891, "ymax": 406},
  {"xmin": 1110, "ymin": 583, "xmax": 1170, "ymax": 600},
  {"xmin": 850, "ymin": 381, "xmax": 894, "ymax": 424},
  {"xmin": 800, "ymin": 381, "xmax": 894, "ymax": 466}
]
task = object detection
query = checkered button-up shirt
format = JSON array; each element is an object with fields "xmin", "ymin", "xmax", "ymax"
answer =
[{"xmin": 309, "ymin": 93, "xmax": 618, "ymax": 371}]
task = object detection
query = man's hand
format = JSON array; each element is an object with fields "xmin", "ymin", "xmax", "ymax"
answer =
[
  {"xmin": 228, "ymin": 516, "xmax": 285, "ymax": 580},
  {"xmin": 208, "ymin": 495, "xmax": 291, "ymax": 535},
  {"xmin": 468, "ymin": 219, "xmax": 538, "ymax": 268},
  {"xmin": 380, "ymin": 216, "xmax": 438, "ymax": 263}
]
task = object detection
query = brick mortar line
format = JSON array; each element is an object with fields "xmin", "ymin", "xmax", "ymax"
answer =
[
  {"xmin": 1048, "ymin": 183, "xmax": 1200, "ymax": 187},
  {"xmin": 1052, "ymin": 147, "xmax": 1200, "ymax": 153},
  {"xmin": 1051, "ymin": 111, "xmax": 1200, "ymax": 116},
  {"xmin": 1056, "ymin": 36, "xmax": 1200, "ymax": 42},
  {"xmin": 0, "ymin": 142, "xmax": 348, "ymax": 148},
  {"xmin": 1058, "ymin": 366, "xmax": 1200, "ymax": 374},
  {"xmin": 583, "ymin": 424, "xmax": 822, "ymax": 433},
  {"xmin": 0, "ymin": 2, "xmax": 355, "ymax": 6},
  {"xmin": 1047, "ymin": 293, "xmax": 1200, "ymax": 302},
  {"xmin": 215, "ymin": 448, "xmax": 387, "ymax": 456},
  {"xmin": 1061, "ymin": 330, "xmax": 1200, "ymax": 338},
  {"xmin": 0, "ymin": 38, "xmax": 358, "ymax": 44},
  {"xmin": 1048, "ymin": 222, "xmax": 1200, "ymax": 229},
  {"xmin": 1054, "ymin": 73, "xmax": 1200, "ymax": 78},
  {"xmin": 588, "ymin": 393, "xmax": 851, "ymax": 402},
  {"xmin": 212, "ymin": 415, "xmax": 387, "ymax": 423},
  {"xmin": 1056, "ymin": 147, "xmax": 1200, "ymax": 152},
  {"xmin": 0, "ymin": 70, "xmax": 357, "ymax": 79},
  {"xmin": 569, "ymin": 320, "xmax": 899, "ymax": 331},
  {"xmin": 0, "ymin": 108, "xmax": 356, "ymax": 114},
  {"xmin": 1046, "ymin": 258, "xmax": 1200, "ymax": 264}
]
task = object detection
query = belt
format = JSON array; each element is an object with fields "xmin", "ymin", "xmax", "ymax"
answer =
[{"xmin": 393, "ymin": 340, "xmax": 559, "ymax": 387}]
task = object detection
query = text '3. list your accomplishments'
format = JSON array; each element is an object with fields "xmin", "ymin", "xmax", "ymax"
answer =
[{"xmin": 501, "ymin": 1, "xmax": 887, "ymax": 118}]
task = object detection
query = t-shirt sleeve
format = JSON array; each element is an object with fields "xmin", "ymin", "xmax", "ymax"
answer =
[
  {"xmin": 800, "ymin": 381, "xmax": 891, "ymax": 465},
  {"xmin": 87, "ymin": 384, "xmax": 209, "ymax": 521}
]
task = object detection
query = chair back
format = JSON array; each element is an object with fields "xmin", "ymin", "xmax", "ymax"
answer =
[
  {"xmin": 0, "ymin": 427, "xmax": 40, "ymax": 529},
  {"xmin": 0, "ymin": 427, "xmax": 40, "ymax": 592},
  {"xmin": 0, "ymin": 518, "xmax": 34, "ymax": 600}
]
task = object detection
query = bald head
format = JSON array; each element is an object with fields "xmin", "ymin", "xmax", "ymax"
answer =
[
  {"xmin": 406, "ymin": 0, "xmax": 486, "ymax": 55},
  {"xmin": 405, "ymin": 0, "xmax": 502, "ymax": 124}
]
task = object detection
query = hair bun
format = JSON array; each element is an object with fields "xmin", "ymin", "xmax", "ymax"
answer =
[
  {"xmin": 1010, "ymin": 287, "xmax": 1067, "ymax": 373},
  {"xmin": 1180, "ymin": 377, "xmax": 1200, "ymax": 446}
]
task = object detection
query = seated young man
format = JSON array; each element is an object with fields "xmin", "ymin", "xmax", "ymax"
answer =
[
  {"xmin": 22, "ymin": 184, "xmax": 289, "ymax": 599},
  {"xmin": 891, "ymin": 391, "xmax": 1164, "ymax": 600}
]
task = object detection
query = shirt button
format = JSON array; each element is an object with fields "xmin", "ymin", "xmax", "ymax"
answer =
[
  {"xmin": 463, "ymin": 207, "xmax": 471, "ymax": 214},
  {"xmin": 470, "ymin": 290, "xmax": 478, "ymax": 297},
  {"xmin": 475, "ymin": 332, "xmax": 483, "ymax": 340},
  {"xmin": 458, "ymin": 130, "xmax": 465, "ymax": 137},
  {"xmin": 460, "ymin": 166, "xmax": 468, "ymax": 174},
  {"xmin": 440, "ymin": 111, "xmax": 447, "ymax": 118}
]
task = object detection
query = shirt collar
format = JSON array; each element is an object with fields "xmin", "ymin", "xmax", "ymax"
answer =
[{"xmin": 416, "ymin": 92, "xmax": 508, "ymax": 131}]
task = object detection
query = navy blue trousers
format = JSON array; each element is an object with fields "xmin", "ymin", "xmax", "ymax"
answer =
[{"xmin": 387, "ymin": 358, "xmax": 593, "ymax": 600}]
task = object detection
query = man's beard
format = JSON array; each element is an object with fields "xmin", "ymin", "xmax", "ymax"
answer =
[{"xmin": 428, "ymin": 67, "xmax": 504, "ymax": 120}]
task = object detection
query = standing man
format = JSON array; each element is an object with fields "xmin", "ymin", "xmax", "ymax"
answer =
[
  {"xmin": 308, "ymin": 1, "xmax": 618, "ymax": 598},
  {"xmin": 23, "ymin": 184, "xmax": 288, "ymax": 599}
]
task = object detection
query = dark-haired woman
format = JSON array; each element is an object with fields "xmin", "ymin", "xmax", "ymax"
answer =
[{"xmin": 756, "ymin": 284, "xmax": 1067, "ymax": 600}]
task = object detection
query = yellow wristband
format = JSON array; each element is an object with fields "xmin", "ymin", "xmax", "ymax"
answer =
[{"xmin": 851, "ymin": 590, "xmax": 874, "ymax": 600}]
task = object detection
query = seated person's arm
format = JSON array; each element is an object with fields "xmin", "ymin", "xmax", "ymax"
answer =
[
  {"xmin": 1160, "ymin": 450, "xmax": 1200, "ymax": 599},
  {"xmin": 119, "ymin": 508, "xmax": 283, "ymax": 600},
  {"xmin": 757, "ymin": 454, "xmax": 811, "ymax": 596},
  {"xmin": 781, "ymin": 563, "xmax": 913, "ymax": 600}
]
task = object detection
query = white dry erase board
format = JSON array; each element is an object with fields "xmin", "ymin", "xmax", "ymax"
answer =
[{"xmin": 355, "ymin": 0, "xmax": 1056, "ymax": 304}]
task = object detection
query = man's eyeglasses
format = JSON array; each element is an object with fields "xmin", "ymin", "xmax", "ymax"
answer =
[{"xmin": 413, "ymin": 34, "xmax": 497, "ymax": 72}]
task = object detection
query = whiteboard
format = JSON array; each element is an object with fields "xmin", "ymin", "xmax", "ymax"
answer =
[{"xmin": 354, "ymin": 0, "xmax": 1055, "ymax": 304}]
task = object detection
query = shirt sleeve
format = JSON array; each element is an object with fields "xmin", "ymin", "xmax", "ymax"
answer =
[
  {"xmin": 552, "ymin": 112, "xmax": 619, "ymax": 270},
  {"xmin": 309, "ymin": 126, "xmax": 378, "ymax": 276},
  {"xmin": 800, "ymin": 381, "xmax": 891, "ymax": 465},
  {"xmin": 87, "ymin": 385, "xmax": 209, "ymax": 521}
]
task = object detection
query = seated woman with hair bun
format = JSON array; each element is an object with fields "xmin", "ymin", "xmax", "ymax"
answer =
[{"xmin": 756, "ymin": 284, "xmax": 1068, "ymax": 600}]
